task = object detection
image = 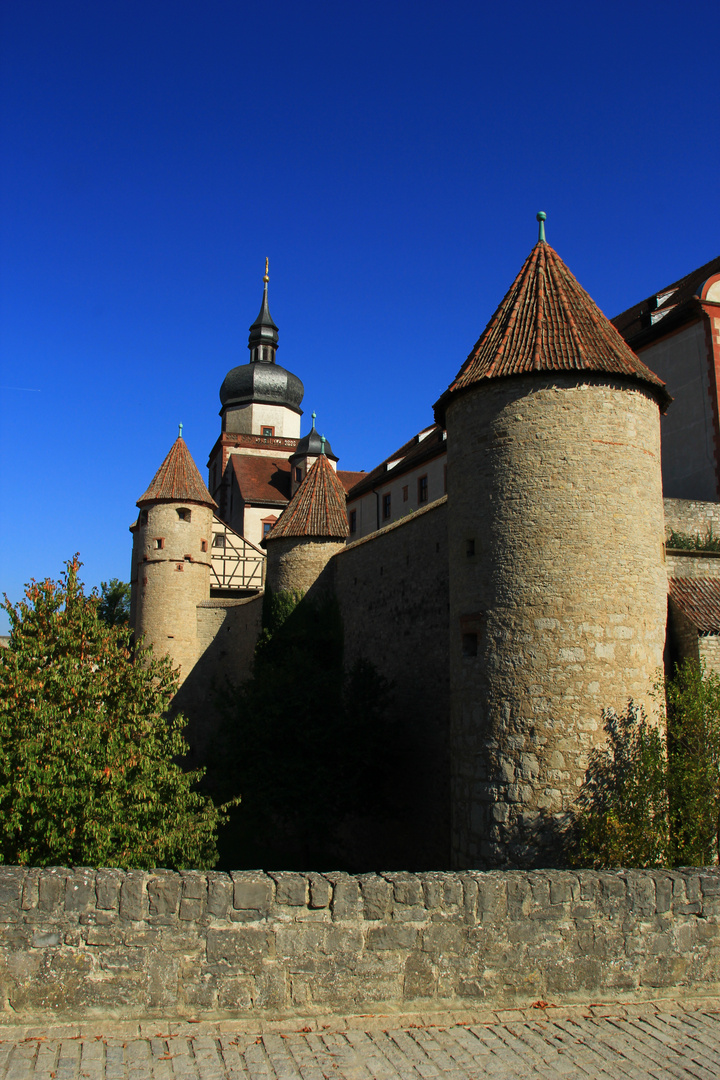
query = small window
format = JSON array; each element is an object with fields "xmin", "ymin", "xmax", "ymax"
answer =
[
  {"xmin": 201, "ymin": 539, "xmax": 208, "ymax": 552},
  {"xmin": 176, "ymin": 563, "xmax": 184, "ymax": 572},
  {"xmin": 262, "ymin": 426, "xmax": 274, "ymax": 437},
  {"xmin": 402, "ymin": 485, "xmax": 408, "ymax": 502},
  {"xmin": 349, "ymin": 509, "xmax": 357, "ymax": 534},
  {"xmin": 466, "ymin": 539, "xmax": 475, "ymax": 557},
  {"xmin": 263, "ymin": 521, "xmax": 272, "ymax": 537},
  {"xmin": 177, "ymin": 508, "xmax": 191, "ymax": 522},
  {"xmin": 139, "ymin": 509, "xmax": 149, "ymax": 525},
  {"xmin": 418, "ymin": 475, "xmax": 428, "ymax": 503},
  {"xmin": 295, "ymin": 467, "xmax": 302, "ymax": 483},
  {"xmin": 154, "ymin": 537, "xmax": 164, "ymax": 550},
  {"xmin": 462, "ymin": 633, "xmax": 478, "ymax": 657},
  {"xmin": 382, "ymin": 493, "xmax": 391, "ymax": 520},
  {"xmin": 212, "ymin": 534, "xmax": 226, "ymax": 548}
]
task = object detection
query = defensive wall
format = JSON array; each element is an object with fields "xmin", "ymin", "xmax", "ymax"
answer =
[{"xmin": 1, "ymin": 866, "xmax": 719, "ymax": 1022}]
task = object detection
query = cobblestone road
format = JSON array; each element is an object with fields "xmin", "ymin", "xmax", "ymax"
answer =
[{"xmin": 0, "ymin": 999, "xmax": 718, "ymax": 1078}]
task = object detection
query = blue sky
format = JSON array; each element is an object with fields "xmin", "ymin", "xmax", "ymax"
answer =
[{"xmin": 1, "ymin": 0, "xmax": 718, "ymax": 629}]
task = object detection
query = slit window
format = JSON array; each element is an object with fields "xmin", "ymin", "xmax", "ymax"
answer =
[
  {"xmin": 462, "ymin": 633, "xmax": 478, "ymax": 657},
  {"xmin": 418, "ymin": 475, "xmax": 428, "ymax": 503},
  {"xmin": 200, "ymin": 539, "xmax": 208, "ymax": 552},
  {"xmin": 349, "ymin": 509, "xmax": 357, "ymax": 534},
  {"xmin": 382, "ymin": 493, "xmax": 391, "ymax": 520},
  {"xmin": 154, "ymin": 537, "xmax": 164, "ymax": 550}
]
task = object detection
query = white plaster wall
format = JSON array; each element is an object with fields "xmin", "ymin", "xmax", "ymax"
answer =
[
  {"xmin": 347, "ymin": 450, "xmax": 447, "ymax": 541},
  {"xmin": 224, "ymin": 402, "xmax": 301, "ymax": 438}
]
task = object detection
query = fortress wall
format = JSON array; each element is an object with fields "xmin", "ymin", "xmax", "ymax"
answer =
[
  {"xmin": 266, "ymin": 538, "xmax": 346, "ymax": 597},
  {"xmin": 666, "ymin": 551, "xmax": 720, "ymax": 580},
  {"xmin": 331, "ymin": 500, "xmax": 450, "ymax": 865},
  {"xmin": 1, "ymin": 866, "xmax": 718, "ymax": 1021},
  {"xmin": 664, "ymin": 498, "xmax": 720, "ymax": 540}
]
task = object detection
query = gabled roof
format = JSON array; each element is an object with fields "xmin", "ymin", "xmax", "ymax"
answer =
[
  {"xmin": 265, "ymin": 454, "xmax": 349, "ymax": 541},
  {"xmin": 434, "ymin": 241, "xmax": 671, "ymax": 423},
  {"xmin": 612, "ymin": 254, "xmax": 720, "ymax": 348},
  {"xmin": 347, "ymin": 424, "xmax": 445, "ymax": 500},
  {"xmin": 669, "ymin": 577, "xmax": 720, "ymax": 635},
  {"xmin": 229, "ymin": 455, "xmax": 291, "ymax": 505},
  {"xmin": 138, "ymin": 437, "xmax": 217, "ymax": 509},
  {"xmin": 337, "ymin": 469, "xmax": 366, "ymax": 493}
]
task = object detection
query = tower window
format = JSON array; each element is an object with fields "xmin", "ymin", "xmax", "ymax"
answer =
[
  {"xmin": 213, "ymin": 534, "xmax": 226, "ymax": 548},
  {"xmin": 382, "ymin": 493, "xmax": 391, "ymax": 520},
  {"xmin": 262, "ymin": 426, "xmax": 274, "ymax": 437},
  {"xmin": 418, "ymin": 475, "xmax": 428, "ymax": 503},
  {"xmin": 177, "ymin": 508, "xmax": 191, "ymax": 522},
  {"xmin": 139, "ymin": 509, "xmax": 149, "ymax": 525},
  {"xmin": 201, "ymin": 539, "xmax": 208, "ymax": 552},
  {"xmin": 154, "ymin": 537, "xmax": 164, "ymax": 550},
  {"xmin": 295, "ymin": 467, "xmax": 302, "ymax": 483},
  {"xmin": 462, "ymin": 633, "xmax": 478, "ymax": 658},
  {"xmin": 466, "ymin": 539, "xmax": 475, "ymax": 557}
]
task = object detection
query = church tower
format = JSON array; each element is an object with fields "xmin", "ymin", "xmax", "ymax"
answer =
[
  {"xmin": 130, "ymin": 432, "xmax": 217, "ymax": 683},
  {"xmin": 434, "ymin": 215, "xmax": 671, "ymax": 869}
]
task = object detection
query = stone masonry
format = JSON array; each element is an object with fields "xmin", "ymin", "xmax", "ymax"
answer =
[{"xmin": 1, "ymin": 866, "xmax": 719, "ymax": 1023}]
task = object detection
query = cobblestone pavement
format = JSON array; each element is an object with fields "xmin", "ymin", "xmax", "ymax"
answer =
[{"xmin": 0, "ymin": 999, "xmax": 718, "ymax": 1079}]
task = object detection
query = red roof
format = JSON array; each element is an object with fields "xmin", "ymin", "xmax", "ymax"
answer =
[
  {"xmin": 669, "ymin": 577, "xmax": 720, "ymax": 635},
  {"xmin": 347, "ymin": 424, "xmax": 445, "ymax": 499},
  {"xmin": 337, "ymin": 469, "xmax": 366, "ymax": 493},
  {"xmin": 229, "ymin": 454, "xmax": 291, "ymax": 505},
  {"xmin": 434, "ymin": 241, "xmax": 670, "ymax": 422},
  {"xmin": 612, "ymin": 254, "xmax": 720, "ymax": 348},
  {"xmin": 138, "ymin": 437, "xmax": 217, "ymax": 508},
  {"xmin": 266, "ymin": 454, "xmax": 349, "ymax": 541}
]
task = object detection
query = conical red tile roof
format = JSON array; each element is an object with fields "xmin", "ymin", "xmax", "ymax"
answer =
[
  {"xmin": 265, "ymin": 454, "xmax": 349, "ymax": 541},
  {"xmin": 137, "ymin": 437, "xmax": 217, "ymax": 508},
  {"xmin": 435, "ymin": 241, "xmax": 671, "ymax": 423}
]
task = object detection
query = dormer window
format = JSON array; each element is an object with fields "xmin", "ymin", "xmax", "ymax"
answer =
[{"xmin": 177, "ymin": 508, "xmax": 191, "ymax": 522}]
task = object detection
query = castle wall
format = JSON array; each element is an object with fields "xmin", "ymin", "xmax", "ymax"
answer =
[
  {"xmin": 2, "ymin": 865, "xmax": 719, "ymax": 1021},
  {"xmin": 446, "ymin": 376, "xmax": 668, "ymax": 869},
  {"xmin": 638, "ymin": 321, "xmax": 717, "ymax": 500},
  {"xmin": 332, "ymin": 499, "xmax": 450, "ymax": 865},
  {"xmin": 347, "ymin": 449, "xmax": 447, "ymax": 540},
  {"xmin": 664, "ymin": 497, "xmax": 720, "ymax": 541},
  {"xmin": 266, "ymin": 537, "xmax": 346, "ymax": 597}
]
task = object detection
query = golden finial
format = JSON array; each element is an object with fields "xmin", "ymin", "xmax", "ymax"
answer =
[{"xmin": 263, "ymin": 257, "xmax": 269, "ymax": 284}]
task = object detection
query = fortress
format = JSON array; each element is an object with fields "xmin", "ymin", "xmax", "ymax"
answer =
[{"xmin": 129, "ymin": 221, "xmax": 720, "ymax": 870}]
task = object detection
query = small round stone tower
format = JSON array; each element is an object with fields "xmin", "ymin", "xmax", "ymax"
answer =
[
  {"xmin": 264, "ymin": 445, "xmax": 349, "ymax": 597},
  {"xmin": 130, "ymin": 430, "xmax": 218, "ymax": 682},
  {"xmin": 434, "ymin": 214, "xmax": 672, "ymax": 869}
]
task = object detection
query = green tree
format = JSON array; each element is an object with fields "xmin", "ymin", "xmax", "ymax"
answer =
[
  {"xmin": 97, "ymin": 578, "xmax": 131, "ymax": 626},
  {"xmin": 0, "ymin": 557, "xmax": 228, "ymax": 869},
  {"xmin": 569, "ymin": 702, "xmax": 670, "ymax": 868}
]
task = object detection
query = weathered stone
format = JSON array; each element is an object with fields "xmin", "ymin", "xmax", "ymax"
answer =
[
  {"xmin": 404, "ymin": 953, "xmax": 435, "ymax": 998},
  {"xmin": 0, "ymin": 869, "xmax": 25, "ymax": 906},
  {"xmin": 38, "ymin": 869, "xmax": 66, "ymax": 913},
  {"xmin": 148, "ymin": 873, "xmax": 180, "ymax": 917},
  {"xmin": 32, "ymin": 931, "xmax": 61, "ymax": 948},
  {"xmin": 206, "ymin": 928, "xmax": 274, "ymax": 966},
  {"xmin": 207, "ymin": 874, "xmax": 232, "ymax": 917},
  {"xmin": 307, "ymin": 873, "xmax": 332, "ymax": 909},
  {"xmin": 359, "ymin": 875, "xmax": 392, "ymax": 920},
  {"xmin": 95, "ymin": 869, "xmax": 123, "ymax": 911},
  {"xmin": 325, "ymin": 873, "xmax": 361, "ymax": 919},
  {"xmin": 366, "ymin": 925, "xmax": 418, "ymax": 951},
  {"xmin": 65, "ymin": 869, "xmax": 96, "ymax": 913},
  {"xmin": 231, "ymin": 872, "xmax": 273, "ymax": 912},
  {"xmin": 270, "ymin": 872, "xmax": 307, "ymax": 907},
  {"xmin": 383, "ymin": 873, "xmax": 423, "ymax": 907}
]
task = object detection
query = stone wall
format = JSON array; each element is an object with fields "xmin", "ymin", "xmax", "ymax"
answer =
[
  {"xmin": 665, "ymin": 497, "xmax": 720, "ymax": 541},
  {"xmin": 1, "ymin": 867, "xmax": 719, "ymax": 1022}
]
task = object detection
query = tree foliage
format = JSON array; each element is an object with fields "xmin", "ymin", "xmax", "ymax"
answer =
[
  {"xmin": 97, "ymin": 578, "xmax": 131, "ymax": 626},
  {"xmin": 0, "ymin": 558, "xmax": 226, "ymax": 869}
]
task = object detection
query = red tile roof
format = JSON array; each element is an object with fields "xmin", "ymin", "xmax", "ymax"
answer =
[
  {"xmin": 229, "ymin": 454, "xmax": 291, "ymax": 505},
  {"xmin": 612, "ymin": 254, "xmax": 720, "ymax": 348},
  {"xmin": 138, "ymin": 437, "xmax": 217, "ymax": 508},
  {"xmin": 434, "ymin": 241, "xmax": 671, "ymax": 423},
  {"xmin": 337, "ymin": 469, "xmax": 367, "ymax": 493},
  {"xmin": 347, "ymin": 424, "xmax": 445, "ymax": 500},
  {"xmin": 266, "ymin": 454, "xmax": 349, "ymax": 541},
  {"xmin": 669, "ymin": 577, "xmax": 720, "ymax": 634}
]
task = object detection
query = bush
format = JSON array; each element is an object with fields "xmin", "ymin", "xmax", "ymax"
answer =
[{"xmin": 0, "ymin": 557, "xmax": 228, "ymax": 868}]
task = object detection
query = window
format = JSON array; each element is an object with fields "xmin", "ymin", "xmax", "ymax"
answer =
[
  {"xmin": 262, "ymin": 515, "xmax": 278, "ymax": 538},
  {"xmin": 349, "ymin": 509, "xmax": 357, "ymax": 534},
  {"xmin": 154, "ymin": 538, "xmax": 164, "ymax": 550},
  {"xmin": 295, "ymin": 467, "xmax": 302, "ymax": 483},
  {"xmin": 402, "ymin": 485, "xmax": 408, "ymax": 502},
  {"xmin": 200, "ymin": 539, "xmax": 208, "ymax": 552},
  {"xmin": 262, "ymin": 426, "xmax": 274, "ymax": 437},
  {"xmin": 466, "ymin": 539, "xmax": 475, "ymax": 557},
  {"xmin": 139, "ymin": 509, "xmax": 148, "ymax": 525},
  {"xmin": 462, "ymin": 633, "xmax": 478, "ymax": 657},
  {"xmin": 382, "ymin": 493, "xmax": 391, "ymax": 520},
  {"xmin": 177, "ymin": 508, "xmax": 191, "ymax": 522},
  {"xmin": 212, "ymin": 534, "xmax": 226, "ymax": 548},
  {"xmin": 418, "ymin": 475, "xmax": 428, "ymax": 503}
]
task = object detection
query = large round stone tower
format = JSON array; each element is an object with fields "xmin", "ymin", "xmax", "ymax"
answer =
[
  {"xmin": 434, "ymin": 216, "xmax": 672, "ymax": 869},
  {"xmin": 130, "ymin": 432, "xmax": 218, "ymax": 682},
  {"xmin": 264, "ymin": 447, "xmax": 349, "ymax": 597}
]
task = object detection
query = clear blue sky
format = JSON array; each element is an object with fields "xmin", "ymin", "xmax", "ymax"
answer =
[{"xmin": 1, "ymin": 0, "xmax": 718, "ymax": 629}]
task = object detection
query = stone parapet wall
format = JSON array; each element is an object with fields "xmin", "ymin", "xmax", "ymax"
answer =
[
  {"xmin": 1, "ymin": 866, "xmax": 719, "ymax": 1022},
  {"xmin": 664, "ymin": 498, "xmax": 720, "ymax": 540}
]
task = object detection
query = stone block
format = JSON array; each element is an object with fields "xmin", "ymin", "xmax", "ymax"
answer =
[
  {"xmin": 84, "ymin": 926, "xmax": 123, "ymax": 946},
  {"xmin": 325, "ymin": 873, "xmax": 361, "ymax": 919},
  {"xmin": 231, "ymin": 872, "xmax": 273, "ymax": 912},
  {"xmin": 0, "ymin": 869, "xmax": 25, "ymax": 906},
  {"xmin": 207, "ymin": 874, "xmax": 232, "ymax": 917},
  {"xmin": 32, "ymin": 931, "xmax": 61, "ymax": 948},
  {"xmin": 21, "ymin": 869, "xmax": 39, "ymax": 910},
  {"xmin": 384, "ymin": 873, "xmax": 423, "ymax": 907},
  {"xmin": 179, "ymin": 898, "xmax": 204, "ymax": 921},
  {"xmin": 65, "ymin": 870, "xmax": 96, "ymax": 913},
  {"xmin": 119, "ymin": 872, "xmax": 147, "ymax": 921},
  {"xmin": 254, "ymin": 962, "xmax": 288, "ymax": 1009},
  {"xmin": 307, "ymin": 873, "xmax": 331, "ymax": 909},
  {"xmin": 421, "ymin": 921, "xmax": 465, "ymax": 958},
  {"xmin": 548, "ymin": 874, "xmax": 573, "ymax": 906},
  {"xmin": 217, "ymin": 975, "xmax": 254, "ymax": 1010},
  {"xmin": 270, "ymin": 872, "xmax": 307, "ymax": 907},
  {"xmin": 625, "ymin": 874, "xmax": 656, "ymax": 917},
  {"xmin": 366, "ymin": 924, "xmax": 418, "ymax": 951},
  {"xmin": 181, "ymin": 871, "xmax": 208, "ymax": 901},
  {"xmin": 206, "ymin": 928, "xmax": 274, "ymax": 968},
  {"xmin": 476, "ymin": 875, "xmax": 506, "ymax": 920},
  {"xmin": 359, "ymin": 874, "xmax": 392, "ymax": 920},
  {"xmin": 148, "ymin": 873, "xmax": 180, "ymax": 917},
  {"xmin": 506, "ymin": 876, "xmax": 532, "ymax": 919},
  {"xmin": 38, "ymin": 869, "xmax": 66, "ymax": 913},
  {"xmin": 95, "ymin": 869, "xmax": 123, "ymax": 911},
  {"xmin": 404, "ymin": 953, "xmax": 436, "ymax": 999}
]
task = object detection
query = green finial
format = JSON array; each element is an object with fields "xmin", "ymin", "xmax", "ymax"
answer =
[
  {"xmin": 178, "ymin": 422, "xmax": 183, "ymax": 439},
  {"xmin": 311, "ymin": 411, "xmax": 316, "ymax": 430},
  {"xmin": 536, "ymin": 211, "xmax": 546, "ymax": 243},
  {"xmin": 320, "ymin": 435, "xmax": 326, "ymax": 455}
]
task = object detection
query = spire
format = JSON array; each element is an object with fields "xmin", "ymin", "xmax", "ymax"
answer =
[
  {"xmin": 137, "ymin": 436, "xmax": 217, "ymax": 509},
  {"xmin": 265, "ymin": 453, "xmax": 349, "ymax": 541},
  {"xmin": 248, "ymin": 257, "xmax": 279, "ymax": 362},
  {"xmin": 434, "ymin": 233, "xmax": 671, "ymax": 423}
]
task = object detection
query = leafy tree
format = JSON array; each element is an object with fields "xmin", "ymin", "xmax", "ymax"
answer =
[
  {"xmin": 569, "ymin": 702, "xmax": 670, "ymax": 868},
  {"xmin": 666, "ymin": 660, "xmax": 720, "ymax": 865},
  {"xmin": 97, "ymin": 578, "xmax": 131, "ymax": 626},
  {"xmin": 0, "ymin": 557, "xmax": 228, "ymax": 869}
]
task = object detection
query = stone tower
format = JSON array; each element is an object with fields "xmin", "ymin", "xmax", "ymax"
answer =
[
  {"xmin": 264, "ymin": 448, "xmax": 349, "ymax": 596},
  {"xmin": 434, "ymin": 216, "xmax": 672, "ymax": 869},
  {"xmin": 130, "ymin": 433, "xmax": 218, "ymax": 683}
]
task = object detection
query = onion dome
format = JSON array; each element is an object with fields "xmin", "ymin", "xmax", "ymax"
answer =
[
  {"xmin": 265, "ymin": 453, "xmax": 349, "ymax": 542},
  {"xmin": 138, "ymin": 430, "xmax": 217, "ymax": 509},
  {"xmin": 289, "ymin": 412, "xmax": 338, "ymax": 463},
  {"xmin": 434, "ymin": 213, "xmax": 671, "ymax": 424},
  {"xmin": 219, "ymin": 260, "xmax": 305, "ymax": 414}
]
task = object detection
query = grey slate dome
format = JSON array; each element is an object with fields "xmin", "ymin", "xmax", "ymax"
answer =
[{"xmin": 290, "ymin": 424, "xmax": 337, "ymax": 462}]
